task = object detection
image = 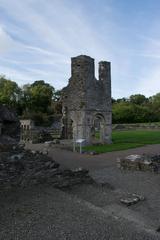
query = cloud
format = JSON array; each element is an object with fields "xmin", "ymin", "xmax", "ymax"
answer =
[
  {"xmin": 130, "ymin": 33, "xmax": 160, "ymax": 96},
  {"xmin": 0, "ymin": 26, "xmax": 15, "ymax": 54},
  {"xmin": 0, "ymin": 0, "xmax": 160, "ymax": 98},
  {"xmin": 0, "ymin": 0, "xmax": 113, "ymax": 91},
  {"xmin": 0, "ymin": 65, "xmax": 33, "ymax": 85}
]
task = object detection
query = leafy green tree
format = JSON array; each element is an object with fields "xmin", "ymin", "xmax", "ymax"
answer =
[
  {"xmin": 112, "ymin": 101, "xmax": 154, "ymax": 123},
  {"xmin": 129, "ymin": 94, "xmax": 148, "ymax": 105},
  {"xmin": 149, "ymin": 93, "xmax": 160, "ymax": 121},
  {"xmin": 112, "ymin": 102, "xmax": 135, "ymax": 123},
  {"xmin": 22, "ymin": 80, "xmax": 55, "ymax": 113},
  {"xmin": 0, "ymin": 75, "xmax": 21, "ymax": 107}
]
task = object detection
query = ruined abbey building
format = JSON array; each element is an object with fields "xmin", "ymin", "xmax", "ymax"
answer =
[{"xmin": 62, "ymin": 55, "xmax": 112, "ymax": 145}]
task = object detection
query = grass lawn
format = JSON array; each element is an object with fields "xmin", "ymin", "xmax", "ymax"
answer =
[{"xmin": 83, "ymin": 130, "xmax": 160, "ymax": 153}]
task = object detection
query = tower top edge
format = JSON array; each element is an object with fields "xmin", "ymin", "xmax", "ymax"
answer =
[
  {"xmin": 99, "ymin": 61, "xmax": 111, "ymax": 64},
  {"xmin": 71, "ymin": 55, "xmax": 94, "ymax": 61}
]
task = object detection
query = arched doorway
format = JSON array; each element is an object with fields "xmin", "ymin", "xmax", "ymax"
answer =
[{"xmin": 91, "ymin": 114, "xmax": 105, "ymax": 144}]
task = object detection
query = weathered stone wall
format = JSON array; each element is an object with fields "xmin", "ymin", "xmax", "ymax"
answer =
[
  {"xmin": 20, "ymin": 119, "xmax": 34, "ymax": 130},
  {"xmin": 0, "ymin": 105, "xmax": 20, "ymax": 140},
  {"xmin": 113, "ymin": 123, "xmax": 160, "ymax": 131},
  {"xmin": 117, "ymin": 154, "xmax": 160, "ymax": 173},
  {"xmin": 0, "ymin": 105, "xmax": 20, "ymax": 151},
  {"xmin": 20, "ymin": 118, "xmax": 62, "ymax": 143},
  {"xmin": 62, "ymin": 55, "xmax": 112, "ymax": 145}
]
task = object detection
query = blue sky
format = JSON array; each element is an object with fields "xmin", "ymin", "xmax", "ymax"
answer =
[{"xmin": 0, "ymin": 0, "xmax": 160, "ymax": 98}]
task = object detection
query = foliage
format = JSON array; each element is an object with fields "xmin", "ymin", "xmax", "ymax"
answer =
[
  {"xmin": 112, "ymin": 102, "xmax": 135, "ymax": 123},
  {"xmin": 112, "ymin": 93, "xmax": 160, "ymax": 123},
  {"xmin": 21, "ymin": 111, "xmax": 54, "ymax": 126},
  {"xmin": 22, "ymin": 80, "xmax": 55, "ymax": 113},
  {"xmin": 129, "ymin": 94, "xmax": 148, "ymax": 105},
  {"xmin": 0, "ymin": 75, "xmax": 21, "ymax": 109}
]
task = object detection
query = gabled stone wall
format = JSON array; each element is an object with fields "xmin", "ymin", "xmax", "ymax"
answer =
[{"xmin": 62, "ymin": 55, "xmax": 112, "ymax": 145}]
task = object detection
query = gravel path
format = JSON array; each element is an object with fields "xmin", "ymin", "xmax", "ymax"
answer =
[
  {"xmin": 26, "ymin": 143, "xmax": 160, "ymax": 170},
  {"xmin": 0, "ymin": 185, "xmax": 159, "ymax": 240}
]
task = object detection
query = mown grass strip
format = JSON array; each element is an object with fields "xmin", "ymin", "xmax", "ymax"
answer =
[{"xmin": 83, "ymin": 130, "xmax": 160, "ymax": 153}]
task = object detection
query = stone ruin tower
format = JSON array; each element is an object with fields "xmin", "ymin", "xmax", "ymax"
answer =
[{"xmin": 61, "ymin": 55, "xmax": 112, "ymax": 145}]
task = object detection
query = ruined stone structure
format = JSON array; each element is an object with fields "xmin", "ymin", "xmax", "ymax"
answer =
[
  {"xmin": 20, "ymin": 119, "xmax": 62, "ymax": 143},
  {"xmin": 20, "ymin": 119, "xmax": 34, "ymax": 131},
  {"xmin": 118, "ymin": 154, "xmax": 160, "ymax": 173},
  {"xmin": 0, "ymin": 105, "xmax": 20, "ymax": 151},
  {"xmin": 62, "ymin": 55, "xmax": 112, "ymax": 145},
  {"xmin": 20, "ymin": 119, "xmax": 35, "ymax": 142},
  {"xmin": 0, "ymin": 105, "xmax": 20, "ymax": 140}
]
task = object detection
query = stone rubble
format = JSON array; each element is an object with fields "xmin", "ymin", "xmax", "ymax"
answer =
[
  {"xmin": 0, "ymin": 145, "xmax": 93, "ymax": 190},
  {"xmin": 117, "ymin": 154, "xmax": 160, "ymax": 173},
  {"xmin": 120, "ymin": 193, "xmax": 145, "ymax": 206}
]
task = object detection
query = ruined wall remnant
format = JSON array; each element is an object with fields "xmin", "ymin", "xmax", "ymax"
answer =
[
  {"xmin": 117, "ymin": 154, "xmax": 160, "ymax": 173},
  {"xmin": 0, "ymin": 105, "xmax": 20, "ymax": 151},
  {"xmin": 62, "ymin": 55, "xmax": 112, "ymax": 145},
  {"xmin": 20, "ymin": 119, "xmax": 62, "ymax": 143},
  {"xmin": 0, "ymin": 104, "xmax": 20, "ymax": 139}
]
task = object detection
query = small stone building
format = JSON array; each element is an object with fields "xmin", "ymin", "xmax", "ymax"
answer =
[{"xmin": 61, "ymin": 55, "xmax": 112, "ymax": 145}]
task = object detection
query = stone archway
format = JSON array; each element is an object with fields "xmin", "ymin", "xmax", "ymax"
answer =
[{"xmin": 91, "ymin": 113, "xmax": 105, "ymax": 144}]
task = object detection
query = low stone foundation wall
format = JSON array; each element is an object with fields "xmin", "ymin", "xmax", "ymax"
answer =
[
  {"xmin": 117, "ymin": 154, "xmax": 160, "ymax": 173},
  {"xmin": 113, "ymin": 123, "xmax": 160, "ymax": 131},
  {"xmin": 0, "ymin": 145, "xmax": 93, "ymax": 190}
]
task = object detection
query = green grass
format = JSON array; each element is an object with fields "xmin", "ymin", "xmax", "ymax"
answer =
[{"xmin": 83, "ymin": 130, "xmax": 160, "ymax": 153}]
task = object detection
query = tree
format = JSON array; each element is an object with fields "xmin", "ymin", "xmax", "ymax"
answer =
[
  {"xmin": 22, "ymin": 80, "xmax": 55, "ymax": 113},
  {"xmin": 129, "ymin": 94, "xmax": 148, "ymax": 105},
  {"xmin": 149, "ymin": 93, "xmax": 160, "ymax": 121},
  {"xmin": 113, "ymin": 94, "xmax": 151, "ymax": 124},
  {"xmin": 112, "ymin": 102, "xmax": 135, "ymax": 123},
  {"xmin": 0, "ymin": 75, "xmax": 21, "ymax": 110}
]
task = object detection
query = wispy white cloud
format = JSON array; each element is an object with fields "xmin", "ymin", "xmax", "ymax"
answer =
[
  {"xmin": 0, "ymin": 0, "xmax": 160, "ymax": 98},
  {"xmin": 0, "ymin": 26, "xmax": 15, "ymax": 53},
  {"xmin": 0, "ymin": 0, "xmax": 113, "ymax": 90}
]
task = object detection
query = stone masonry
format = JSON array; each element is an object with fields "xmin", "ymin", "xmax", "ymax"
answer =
[
  {"xmin": 62, "ymin": 55, "xmax": 112, "ymax": 145},
  {"xmin": 0, "ymin": 105, "xmax": 20, "ymax": 151},
  {"xmin": 20, "ymin": 119, "xmax": 62, "ymax": 143}
]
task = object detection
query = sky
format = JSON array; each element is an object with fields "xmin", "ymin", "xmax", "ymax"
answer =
[{"xmin": 0, "ymin": 0, "xmax": 160, "ymax": 99}]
